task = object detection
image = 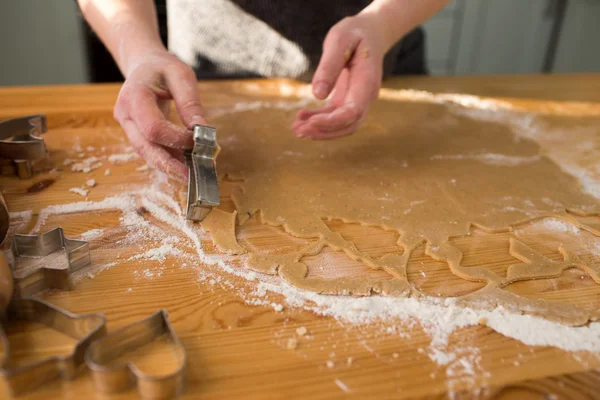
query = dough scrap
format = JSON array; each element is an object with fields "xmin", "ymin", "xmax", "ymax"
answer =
[
  {"xmin": 201, "ymin": 209, "xmax": 246, "ymax": 255},
  {"xmin": 207, "ymin": 93, "xmax": 600, "ymax": 323}
]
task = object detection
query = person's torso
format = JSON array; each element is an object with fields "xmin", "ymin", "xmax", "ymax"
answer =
[{"xmin": 167, "ymin": 0, "xmax": 412, "ymax": 80}]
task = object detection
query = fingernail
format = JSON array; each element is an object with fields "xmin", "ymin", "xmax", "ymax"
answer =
[
  {"xmin": 190, "ymin": 115, "xmax": 205, "ymax": 126},
  {"xmin": 313, "ymin": 82, "xmax": 330, "ymax": 99}
]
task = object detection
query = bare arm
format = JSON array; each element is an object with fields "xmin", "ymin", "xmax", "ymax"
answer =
[
  {"xmin": 362, "ymin": 0, "xmax": 450, "ymax": 52},
  {"xmin": 77, "ymin": 0, "xmax": 205, "ymax": 181},
  {"xmin": 77, "ymin": 0, "xmax": 164, "ymax": 75}
]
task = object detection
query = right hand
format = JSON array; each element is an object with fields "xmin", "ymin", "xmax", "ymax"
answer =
[{"xmin": 113, "ymin": 50, "xmax": 206, "ymax": 182}]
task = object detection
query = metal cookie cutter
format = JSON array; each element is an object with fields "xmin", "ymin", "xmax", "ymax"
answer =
[
  {"xmin": 8, "ymin": 227, "xmax": 91, "ymax": 298},
  {"xmin": 86, "ymin": 309, "xmax": 186, "ymax": 399},
  {"xmin": 185, "ymin": 124, "xmax": 220, "ymax": 222},
  {"xmin": 0, "ymin": 298, "xmax": 106, "ymax": 397},
  {"xmin": 0, "ymin": 114, "xmax": 48, "ymax": 179}
]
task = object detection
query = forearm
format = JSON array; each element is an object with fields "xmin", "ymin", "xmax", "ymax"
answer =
[
  {"xmin": 360, "ymin": 0, "xmax": 450, "ymax": 51},
  {"xmin": 77, "ymin": 0, "xmax": 165, "ymax": 76}
]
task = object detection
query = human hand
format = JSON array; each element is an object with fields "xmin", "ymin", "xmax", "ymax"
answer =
[
  {"xmin": 292, "ymin": 14, "xmax": 385, "ymax": 139},
  {"xmin": 113, "ymin": 50, "xmax": 206, "ymax": 182}
]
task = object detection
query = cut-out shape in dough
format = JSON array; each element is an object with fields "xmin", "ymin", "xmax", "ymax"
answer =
[{"xmin": 505, "ymin": 238, "xmax": 600, "ymax": 285}]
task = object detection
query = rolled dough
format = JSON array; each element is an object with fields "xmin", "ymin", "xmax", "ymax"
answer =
[{"xmin": 204, "ymin": 95, "xmax": 600, "ymax": 323}]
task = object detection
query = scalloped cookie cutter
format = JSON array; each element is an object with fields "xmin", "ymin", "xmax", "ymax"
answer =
[
  {"xmin": 0, "ymin": 114, "xmax": 48, "ymax": 179},
  {"xmin": 85, "ymin": 309, "xmax": 186, "ymax": 399},
  {"xmin": 0, "ymin": 297, "xmax": 106, "ymax": 397},
  {"xmin": 8, "ymin": 227, "xmax": 91, "ymax": 297}
]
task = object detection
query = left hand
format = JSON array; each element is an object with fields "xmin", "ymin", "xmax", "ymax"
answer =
[{"xmin": 292, "ymin": 14, "xmax": 385, "ymax": 139}]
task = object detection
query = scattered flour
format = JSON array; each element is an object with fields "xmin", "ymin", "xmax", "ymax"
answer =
[
  {"xmin": 128, "ymin": 243, "xmax": 183, "ymax": 263},
  {"xmin": 79, "ymin": 228, "xmax": 104, "ymax": 241},
  {"xmin": 296, "ymin": 326, "xmax": 308, "ymax": 336},
  {"xmin": 430, "ymin": 153, "xmax": 541, "ymax": 167},
  {"xmin": 9, "ymin": 210, "xmax": 32, "ymax": 221},
  {"xmin": 69, "ymin": 187, "xmax": 89, "ymax": 197},
  {"xmin": 287, "ymin": 337, "xmax": 298, "ymax": 350},
  {"xmin": 108, "ymin": 152, "xmax": 140, "ymax": 164},
  {"xmin": 334, "ymin": 379, "xmax": 351, "ymax": 393},
  {"xmin": 86, "ymin": 179, "xmax": 97, "ymax": 187},
  {"xmin": 71, "ymin": 156, "xmax": 103, "ymax": 173},
  {"xmin": 32, "ymin": 194, "xmax": 137, "ymax": 233},
  {"xmin": 541, "ymin": 219, "xmax": 581, "ymax": 235}
]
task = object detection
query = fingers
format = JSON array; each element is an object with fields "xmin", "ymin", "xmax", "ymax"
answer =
[
  {"xmin": 297, "ymin": 103, "xmax": 360, "ymax": 133},
  {"xmin": 312, "ymin": 22, "xmax": 360, "ymax": 100},
  {"xmin": 165, "ymin": 66, "xmax": 207, "ymax": 128},
  {"xmin": 293, "ymin": 69, "xmax": 351, "ymax": 135},
  {"xmin": 296, "ymin": 104, "xmax": 336, "ymax": 122},
  {"xmin": 122, "ymin": 119, "xmax": 188, "ymax": 182},
  {"xmin": 344, "ymin": 42, "xmax": 381, "ymax": 110},
  {"xmin": 118, "ymin": 84, "xmax": 194, "ymax": 149},
  {"xmin": 293, "ymin": 40, "xmax": 380, "ymax": 138},
  {"xmin": 113, "ymin": 55, "xmax": 206, "ymax": 181},
  {"xmin": 295, "ymin": 117, "xmax": 362, "ymax": 141},
  {"xmin": 330, "ymin": 67, "xmax": 351, "ymax": 106}
]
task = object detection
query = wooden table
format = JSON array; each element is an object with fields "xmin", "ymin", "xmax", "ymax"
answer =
[{"xmin": 1, "ymin": 75, "xmax": 599, "ymax": 399}]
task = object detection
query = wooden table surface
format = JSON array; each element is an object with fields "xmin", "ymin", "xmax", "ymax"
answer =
[{"xmin": 1, "ymin": 74, "xmax": 600, "ymax": 399}]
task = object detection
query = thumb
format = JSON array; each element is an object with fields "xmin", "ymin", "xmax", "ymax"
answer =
[
  {"xmin": 312, "ymin": 26, "xmax": 360, "ymax": 100},
  {"xmin": 165, "ymin": 65, "xmax": 207, "ymax": 128}
]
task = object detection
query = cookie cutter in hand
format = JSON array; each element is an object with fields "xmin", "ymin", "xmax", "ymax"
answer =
[
  {"xmin": 85, "ymin": 309, "xmax": 186, "ymax": 399},
  {"xmin": 8, "ymin": 227, "xmax": 91, "ymax": 298},
  {"xmin": 0, "ymin": 296, "xmax": 106, "ymax": 396},
  {"xmin": 0, "ymin": 114, "xmax": 48, "ymax": 179},
  {"xmin": 185, "ymin": 124, "xmax": 220, "ymax": 222}
]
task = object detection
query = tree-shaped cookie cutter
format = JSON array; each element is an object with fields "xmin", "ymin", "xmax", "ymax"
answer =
[
  {"xmin": 0, "ymin": 227, "xmax": 106, "ymax": 396},
  {"xmin": 85, "ymin": 309, "xmax": 186, "ymax": 399},
  {"xmin": 8, "ymin": 227, "xmax": 91, "ymax": 297},
  {"xmin": 0, "ymin": 298, "xmax": 106, "ymax": 396},
  {"xmin": 0, "ymin": 114, "xmax": 48, "ymax": 179}
]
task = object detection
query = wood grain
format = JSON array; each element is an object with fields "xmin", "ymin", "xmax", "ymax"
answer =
[{"xmin": 0, "ymin": 76, "xmax": 599, "ymax": 399}]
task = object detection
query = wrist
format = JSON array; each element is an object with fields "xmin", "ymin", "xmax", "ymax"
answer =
[
  {"xmin": 359, "ymin": 0, "xmax": 449, "ymax": 52},
  {"xmin": 120, "ymin": 40, "xmax": 167, "ymax": 77},
  {"xmin": 108, "ymin": 18, "xmax": 167, "ymax": 76},
  {"xmin": 357, "ymin": 6, "xmax": 402, "ymax": 52}
]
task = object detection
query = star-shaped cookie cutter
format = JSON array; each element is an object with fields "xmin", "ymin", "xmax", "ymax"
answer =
[
  {"xmin": 0, "ymin": 114, "xmax": 48, "ymax": 179},
  {"xmin": 8, "ymin": 227, "xmax": 91, "ymax": 298},
  {"xmin": 85, "ymin": 309, "xmax": 186, "ymax": 399},
  {"xmin": 0, "ymin": 297, "xmax": 106, "ymax": 397}
]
